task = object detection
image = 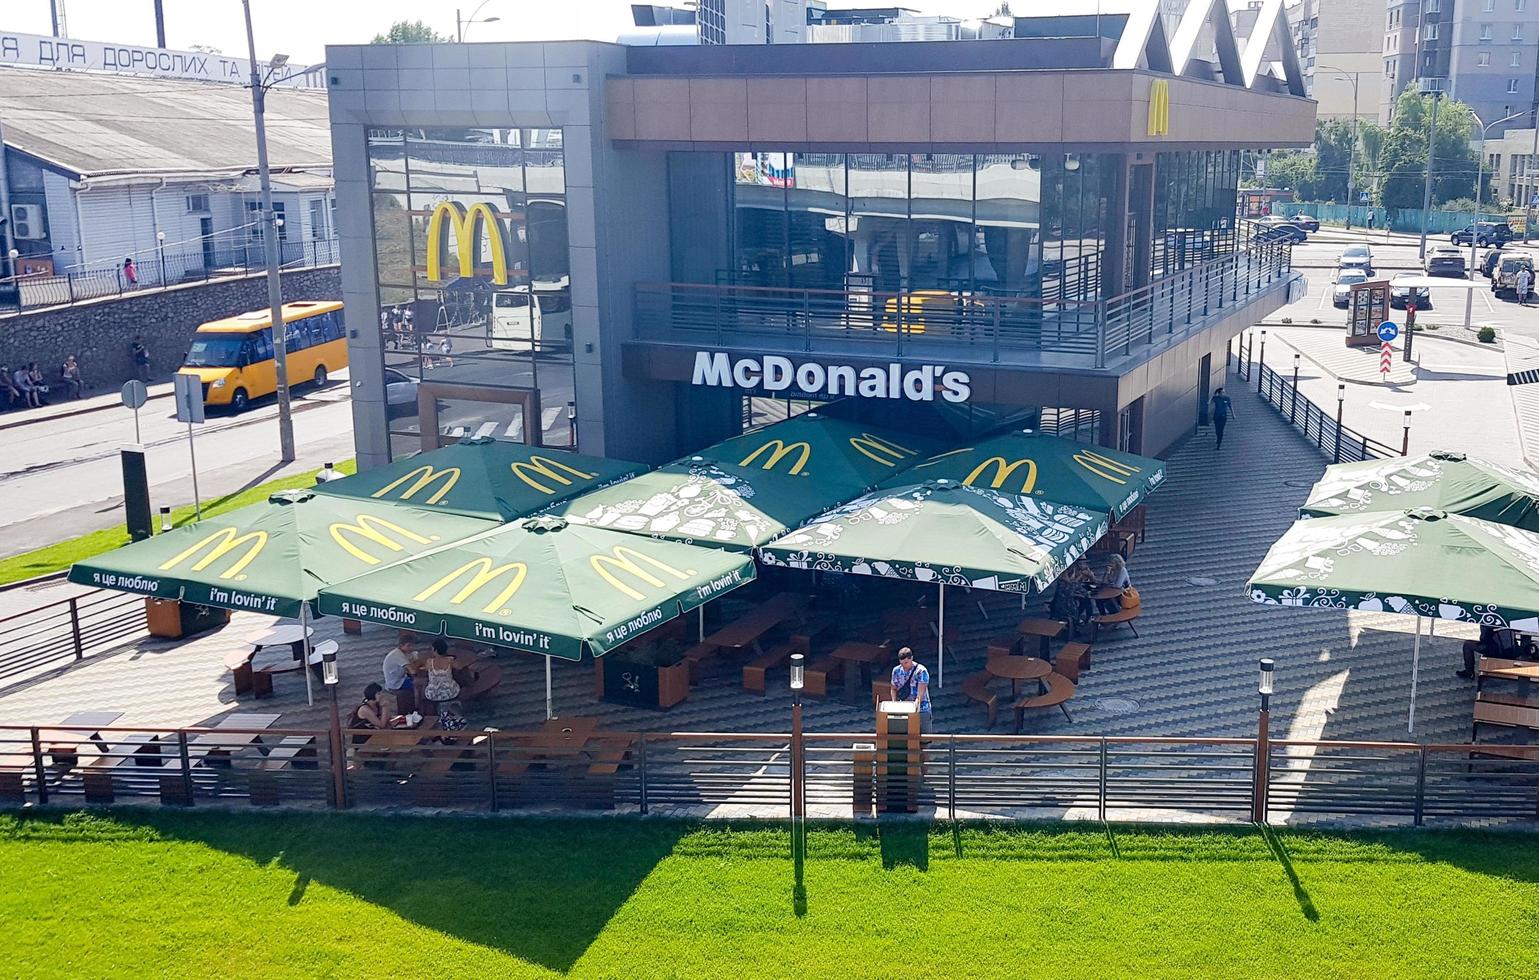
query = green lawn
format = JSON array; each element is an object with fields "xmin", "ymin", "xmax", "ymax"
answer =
[
  {"xmin": 2, "ymin": 811, "xmax": 1534, "ymax": 979},
  {"xmin": 0, "ymin": 461, "xmax": 355, "ymax": 586}
]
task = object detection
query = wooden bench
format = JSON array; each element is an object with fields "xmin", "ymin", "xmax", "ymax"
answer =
[
  {"xmin": 460, "ymin": 664, "xmax": 504, "ymax": 703},
  {"xmin": 246, "ymin": 735, "xmax": 318, "ymax": 806},
  {"xmin": 1055, "ymin": 642, "xmax": 1092, "ymax": 682},
  {"xmin": 1473, "ymin": 695, "xmax": 1539, "ymax": 738},
  {"xmin": 225, "ymin": 649, "xmax": 257, "ymax": 695},
  {"xmin": 682, "ymin": 642, "xmax": 722, "ymax": 684},
  {"xmin": 803, "ymin": 655, "xmax": 844, "ymax": 698},
  {"xmin": 961, "ymin": 671, "xmax": 999, "ymax": 729},
  {"xmin": 1013, "ymin": 672, "xmax": 1076, "ymax": 731},
  {"xmin": 1092, "ymin": 607, "xmax": 1141, "ymax": 639},
  {"xmin": 742, "ymin": 639, "xmax": 799, "ymax": 694},
  {"xmin": 986, "ymin": 635, "xmax": 1021, "ymax": 660}
]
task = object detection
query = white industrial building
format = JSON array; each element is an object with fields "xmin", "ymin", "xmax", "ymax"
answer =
[{"xmin": 0, "ymin": 66, "xmax": 335, "ymax": 286}]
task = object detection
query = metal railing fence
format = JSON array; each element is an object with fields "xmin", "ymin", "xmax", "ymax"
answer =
[
  {"xmin": 0, "ymin": 239, "xmax": 341, "ymax": 314},
  {"xmin": 3, "ymin": 725, "xmax": 1534, "ymax": 827},
  {"xmin": 1235, "ymin": 334, "xmax": 1400, "ymax": 462},
  {"xmin": 0, "ymin": 585, "xmax": 146, "ymax": 686}
]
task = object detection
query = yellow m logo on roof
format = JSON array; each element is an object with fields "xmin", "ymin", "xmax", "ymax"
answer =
[
  {"xmin": 1147, "ymin": 79, "xmax": 1170, "ymax": 137},
  {"xmin": 963, "ymin": 457, "xmax": 1038, "ymax": 494},
  {"xmin": 1073, "ymin": 450, "xmax": 1141, "ymax": 485},
  {"xmin": 330, "ymin": 514, "xmax": 433, "ymax": 565},
  {"xmin": 591, "ymin": 546, "xmax": 694, "ymax": 601},
  {"xmin": 739, "ymin": 439, "xmax": 812, "ymax": 475},
  {"xmin": 413, "ymin": 557, "xmax": 528, "ymax": 615},
  {"xmin": 425, "ymin": 201, "xmax": 509, "ymax": 285},
  {"xmin": 848, "ymin": 432, "xmax": 917, "ymax": 467},
  {"xmin": 509, "ymin": 456, "xmax": 599, "ymax": 495},
  {"xmin": 371, "ymin": 465, "xmax": 461, "ymax": 505},
  {"xmin": 158, "ymin": 527, "xmax": 268, "ymax": 581}
]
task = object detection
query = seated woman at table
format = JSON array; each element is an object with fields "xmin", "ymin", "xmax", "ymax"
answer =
[
  {"xmin": 1096, "ymin": 554, "xmax": 1133, "ymax": 614},
  {"xmin": 1052, "ymin": 563, "xmax": 1097, "ymax": 633},
  {"xmin": 349, "ymin": 683, "xmax": 393, "ymax": 738}
]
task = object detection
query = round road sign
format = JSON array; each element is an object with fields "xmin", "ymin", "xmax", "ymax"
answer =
[
  {"xmin": 120, "ymin": 380, "xmax": 148, "ymax": 409},
  {"xmin": 1377, "ymin": 321, "xmax": 1399, "ymax": 344}
]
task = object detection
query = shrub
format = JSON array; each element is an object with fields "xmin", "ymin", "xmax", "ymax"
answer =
[
  {"xmin": 1281, "ymin": 317, "xmax": 1293, "ymax": 324},
  {"xmin": 1478, "ymin": 326, "xmax": 1497, "ymax": 343},
  {"xmin": 1309, "ymin": 318, "xmax": 1322, "ymax": 325}
]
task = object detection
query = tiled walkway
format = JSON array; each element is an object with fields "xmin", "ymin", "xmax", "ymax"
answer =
[{"xmin": 0, "ymin": 368, "xmax": 1479, "ymax": 748}]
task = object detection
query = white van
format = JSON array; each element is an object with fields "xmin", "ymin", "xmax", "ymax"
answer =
[{"xmin": 489, "ymin": 277, "xmax": 572, "ymax": 353}]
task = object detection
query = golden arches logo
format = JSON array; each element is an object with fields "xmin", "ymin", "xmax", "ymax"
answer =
[
  {"xmin": 509, "ymin": 456, "xmax": 599, "ymax": 495},
  {"xmin": 425, "ymin": 201, "xmax": 509, "ymax": 285},
  {"xmin": 158, "ymin": 527, "xmax": 268, "ymax": 581},
  {"xmin": 963, "ymin": 457, "xmax": 1039, "ymax": 494},
  {"xmin": 590, "ymin": 546, "xmax": 694, "ymax": 601},
  {"xmin": 370, "ymin": 465, "xmax": 461, "ymax": 505},
  {"xmin": 329, "ymin": 515, "xmax": 433, "ymax": 565},
  {"xmin": 848, "ymin": 432, "xmax": 917, "ymax": 468},
  {"xmin": 1147, "ymin": 79, "xmax": 1170, "ymax": 137},
  {"xmin": 413, "ymin": 557, "xmax": 528, "ymax": 615},
  {"xmin": 739, "ymin": 439, "xmax": 812, "ymax": 475},
  {"xmin": 1073, "ymin": 449, "xmax": 1141, "ymax": 485}
]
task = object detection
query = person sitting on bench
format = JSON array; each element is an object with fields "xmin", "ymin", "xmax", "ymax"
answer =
[{"xmin": 1459, "ymin": 626, "xmax": 1519, "ymax": 679}]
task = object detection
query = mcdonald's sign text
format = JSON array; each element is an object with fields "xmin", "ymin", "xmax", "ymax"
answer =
[
  {"xmin": 1147, "ymin": 79, "xmax": 1170, "ymax": 137},
  {"xmin": 692, "ymin": 352, "xmax": 970, "ymax": 403},
  {"xmin": 509, "ymin": 456, "xmax": 599, "ymax": 495},
  {"xmin": 425, "ymin": 201, "xmax": 510, "ymax": 285}
]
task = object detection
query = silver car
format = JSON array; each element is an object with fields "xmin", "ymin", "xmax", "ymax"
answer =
[
  {"xmin": 1337, "ymin": 243, "xmax": 1375, "ymax": 277},
  {"xmin": 1332, "ymin": 269, "xmax": 1370, "ymax": 308}
]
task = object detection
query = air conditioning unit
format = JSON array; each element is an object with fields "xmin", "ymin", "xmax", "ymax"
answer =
[{"xmin": 10, "ymin": 204, "xmax": 44, "ymax": 240}]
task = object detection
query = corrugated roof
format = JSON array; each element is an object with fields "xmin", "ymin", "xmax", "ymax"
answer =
[{"xmin": 0, "ymin": 67, "xmax": 332, "ymax": 181}]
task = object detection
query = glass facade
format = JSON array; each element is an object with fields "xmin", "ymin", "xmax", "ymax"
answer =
[
  {"xmin": 674, "ymin": 149, "xmax": 1239, "ymax": 303},
  {"xmin": 366, "ymin": 128, "xmax": 574, "ymax": 461}
]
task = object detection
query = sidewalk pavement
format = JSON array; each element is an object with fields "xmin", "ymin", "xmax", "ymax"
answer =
[
  {"xmin": 1250, "ymin": 324, "xmax": 1523, "ymax": 463},
  {"xmin": 1266, "ymin": 326, "xmax": 1417, "ymax": 386},
  {"xmin": 1503, "ymin": 332, "xmax": 1539, "ymax": 469},
  {"xmin": 0, "ymin": 379, "xmax": 174, "ymax": 431}
]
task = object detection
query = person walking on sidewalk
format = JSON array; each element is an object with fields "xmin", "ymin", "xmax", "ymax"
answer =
[
  {"xmin": 1519, "ymin": 267, "xmax": 1533, "ymax": 307},
  {"xmin": 1366, "ymin": 209, "xmax": 1376, "ymax": 232},
  {"xmin": 130, "ymin": 336, "xmax": 151, "ymax": 382},
  {"xmin": 1210, "ymin": 387, "xmax": 1234, "ymax": 449}
]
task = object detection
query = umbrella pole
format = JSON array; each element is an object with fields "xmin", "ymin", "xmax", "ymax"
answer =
[
  {"xmin": 1408, "ymin": 615, "xmax": 1422, "ymax": 734},
  {"xmin": 300, "ymin": 604, "xmax": 314, "ymax": 708},
  {"xmin": 937, "ymin": 585, "xmax": 945, "ymax": 689},
  {"xmin": 699, "ymin": 605, "xmax": 705, "ymax": 643},
  {"xmin": 545, "ymin": 655, "xmax": 554, "ymax": 721}
]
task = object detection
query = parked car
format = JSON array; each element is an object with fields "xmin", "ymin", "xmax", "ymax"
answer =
[
  {"xmin": 1389, "ymin": 273, "xmax": 1432, "ymax": 310},
  {"xmin": 1290, "ymin": 213, "xmax": 1320, "ymax": 232},
  {"xmin": 1451, "ymin": 221, "xmax": 1515, "ymax": 247},
  {"xmin": 384, "ymin": 366, "xmax": 420, "ymax": 421},
  {"xmin": 1480, "ymin": 247, "xmax": 1505, "ymax": 278},
  {"xmin": 1254, "ymin": 217, "xmax": 1307, "ymax": 244},
  {"xmin": 1424, "ymin": 245, "xmax": 1467, "ymax": 277},
  {"xmin": 1332, "ymin": 268, "xmax": 1370, "ymax": 308},
  {"xmin": 1336, "ymin": 243, "xmax": 1375, "ymax": 277},
  {"xmin": 1494, "ymin": 250, "xmax": 1537, "ymax": 299}
]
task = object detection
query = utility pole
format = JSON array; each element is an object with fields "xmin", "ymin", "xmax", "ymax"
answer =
[
  {"xmin": 1527, "ymin": 105, "xmax": 1539, "ymax": 244},
  {"xmin": 1320, "ymin": 67, "xmax": 1361, "ymax": 229},
  {"xmin": 1418, "ymin": 89, "xmax": 1441, "ymax": 261},
  {"xmin": 153, "ymin": 0, "xmax": 166, "ymax": 47},
  {"xmin": 242, "ymin": 0, "xmax": 296, "ymax": 463},
  {"xmin": 49, "ymin": 0, "xmax": 66, "ymax": 37}
]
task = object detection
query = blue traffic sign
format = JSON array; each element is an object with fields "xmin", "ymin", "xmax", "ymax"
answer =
[{"xmin": 1378, "ymin": 321, "xmax": 1400, "ymax": 343}]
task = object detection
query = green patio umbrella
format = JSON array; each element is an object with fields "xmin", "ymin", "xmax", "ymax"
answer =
[
  {"xmin": 1300, "ymin": 450, "xmax": 1539, "ymax": 531},
  {"xmin": 312, "ymin": 436, "xmax": 647, "ymax": 522},
  {"xmin": 693, "ymin": 412, "xmax": 942, "ymax": 491},
  {"xmin": 904, "ymin": 430, "xmax": 1166, "ymax": 521},
  {"xmin": 315, "ymin": 515, "xmax": 755, "ymax": 714},
  {"xmin": 556, "ymin": 458, "xmax": 841, "ymax": 551},
  {"xmin": 1247, "ymin": 508, "xmax": 1539, "ymax": 730},
  {"xmin": 68, "ymin": 490, "xmax": 494, "ymax": 704},
  {"xmin": 760, "ymin": 480, "xmax": 1108, "ymax": 685}
]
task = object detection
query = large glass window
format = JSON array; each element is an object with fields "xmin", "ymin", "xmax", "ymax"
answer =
[{"xmin": 367, "ymin": 128, "xmax": 574, "ymax": 460}]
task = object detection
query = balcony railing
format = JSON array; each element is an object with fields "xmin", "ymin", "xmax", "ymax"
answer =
[{"xmin": 634, "ymin": 237, "xmax": 1293, "ymax": 369}]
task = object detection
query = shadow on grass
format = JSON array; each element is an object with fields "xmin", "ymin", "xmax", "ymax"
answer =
[
  {"xmin": 1262, "ymin": 824, "xmax": 1319, "ymax": 921},
  {"xmin": 32, "ymin": 808, "xmax": 686, "ymax": 974}
]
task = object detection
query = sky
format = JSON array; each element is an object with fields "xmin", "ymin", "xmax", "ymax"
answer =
[{"xmin": 7, "ymin": 0, "xmax": 1000, "ymax": 65}]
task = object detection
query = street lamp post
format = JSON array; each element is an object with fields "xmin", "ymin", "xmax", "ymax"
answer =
[
  {"xmin": 1253, "ymin": 659, "xmax": 1274, "ymax": 823},
  {"xmin": 1418, "ymin": 87, "xmax": 1443, "ymax": 262},
  {"xmin": 789, "ymin": 652, "xmax": 807, "ymax": 905},
  {"xmin": 456, "ymin": 3, "xmax": 501, "ymax": 41},
  {"xmin": 320, "ymin": 645, "xmax": 347, "ymax": 809},
  {"xmin": 156, "ymin": 230, "xmax": 167, "ymax": 288},
  {"xmin": 1317, "ymin": 66, "xmax": 1362, "ymax": 229},
  {"xmin": 1465, "ymin": 109, "xmax": 1529, "ymax": 329},
  {"xmin": 1334, "ymin": 383, "xmax": 1345, "ymax": 463},
  {"xmin": 1257, "ymin": 329, "xmax": 1267, "ymax": 393},
  {"xmin": 241, "ymin": 0, "xmax": 296, "ymax": 463},
  {"xmin": 1290, "ymin": 352, "xmax": 1300, "ymax": 423}
]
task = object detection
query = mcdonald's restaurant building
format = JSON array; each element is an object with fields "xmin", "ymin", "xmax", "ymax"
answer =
[{"xmin": 323, "ymin": 27, "xmax": 1315, "ymax": 471}]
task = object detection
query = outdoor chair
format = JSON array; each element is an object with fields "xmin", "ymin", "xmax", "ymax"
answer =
[
  {"xmin": 1054, "ymin": 642, "xmax": 1092, "ymax": 682},
  {"xmin": 802, "ymin": 655, "xmax": 843, "ymax": 698}
]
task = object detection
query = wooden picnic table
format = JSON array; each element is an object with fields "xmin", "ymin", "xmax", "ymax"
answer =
[
  {"xmin": 39, "ymin": 711, "xmax": 125, "ymax": 766},
  {"xmin": 1477, "ymin": 656, "xmax": 1539, "ymax": 695},
  {"xmin": 1017, "ymin": 617, "xmax": 1066, "ymax": 658},
  {"xmin": 187, "ymin": 713, "xmax": 282, "ymax": 765},
  {"xmin": 831, "ymin": 642, "xmax": 890, "ymax": 702},
  {"xmin": 703, "ymin": 592, "xmax": 809, "ymax": 656},
  {"xmin": 986, "ymin": 655, "xmax": 1051, "ymax": 698}
]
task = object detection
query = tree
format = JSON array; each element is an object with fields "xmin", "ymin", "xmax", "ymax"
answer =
[
  {"xmin": 1313, "ymin": 119, "xmax": 1354, "ymax": 202},
  {"xmin": 371, "ymin": 20, "xmax": 449, "ymax": 44},
  {"xmin": 1265, "ymin": 150, "xmax": 1318, "ymax": 197}
]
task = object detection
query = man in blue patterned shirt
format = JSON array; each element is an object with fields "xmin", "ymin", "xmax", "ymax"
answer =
[{"xmin": 890, "ymin": 646, "xmax": 933, "ymax": 732}]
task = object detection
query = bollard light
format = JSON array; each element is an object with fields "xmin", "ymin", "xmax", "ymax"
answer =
[
  {"xmin": 1337, "ymin": 383, "xmax": 1345, "ymax": 406},
  {"xmin": 1259, "ymin": 658, "xmax": 1275, "ymax": 697},
  {"xmin": 321, "ymin": 647, "xmax": 339, "ymax": 686},
  {"xmin": 316, "ymin": 462, "xmax": 341, "ymax": 483},
  {"xmin": 157, "ymin": 231, "xmax": 165, "ymax": 243},
  {"xmin": 789, "ymin": 652, "xmax": 805, "ymax": 692},
  {"xmin": 566, "ymin": 400, "xmax": 576, "ymax": 421},
  {"xmin": 159, "ymin": 506, "xmax": 172, "ymax": 532}
]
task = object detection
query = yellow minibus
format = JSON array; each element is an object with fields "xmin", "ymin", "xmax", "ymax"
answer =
[{"xmin": 178, "ymin": 301, "xmax": 346, "ymax": 411}]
